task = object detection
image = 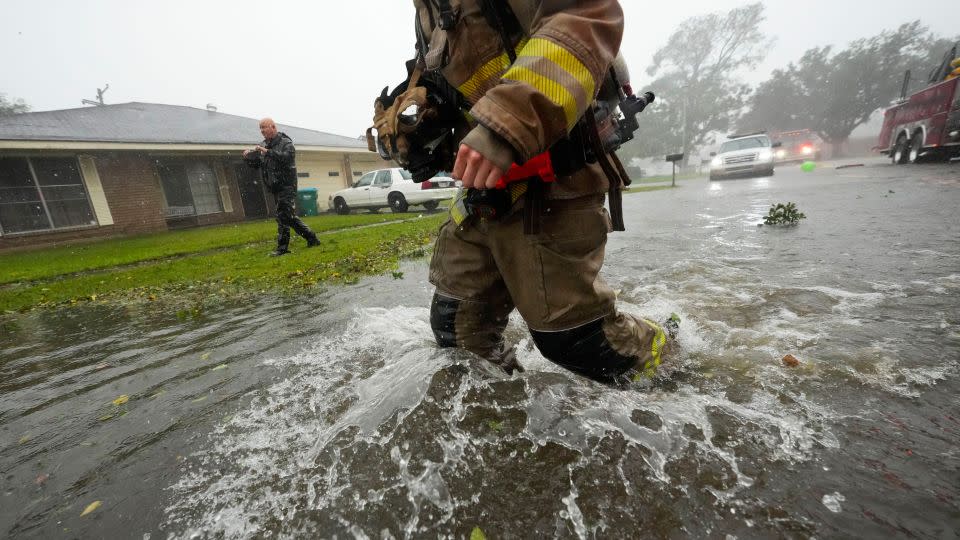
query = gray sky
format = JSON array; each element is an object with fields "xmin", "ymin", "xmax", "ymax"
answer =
[{"xmin": 2, "ymin": 0, "xmax": 957, "ymax": 140}]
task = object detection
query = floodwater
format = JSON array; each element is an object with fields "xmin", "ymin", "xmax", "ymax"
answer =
[{"xmin": 2, "ymin": 161, "xmax": 958, "ymax": 539}]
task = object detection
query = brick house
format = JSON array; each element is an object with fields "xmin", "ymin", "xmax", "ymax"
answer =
[{"xmin": 0, "ymin": 102, "xmax": 388, "ymax": 249}]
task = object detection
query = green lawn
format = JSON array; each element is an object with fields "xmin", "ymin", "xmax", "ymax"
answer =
[
  {"xmin": 0, "ymin": 213, "xmax": 445, "ymax": 312},
  {"xmin": 0, "ymin": 213, "xmax": 414, "ymax": 285}
]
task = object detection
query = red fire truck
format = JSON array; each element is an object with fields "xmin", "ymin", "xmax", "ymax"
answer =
[{"xmin": 878, "ymin": 43, "xmax": 960, "ymax": 164}]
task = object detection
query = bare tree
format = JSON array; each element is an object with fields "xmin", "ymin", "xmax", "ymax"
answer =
[{"xmin": 622, "ymin": 3, "xmax": 771, "ymax": 163}]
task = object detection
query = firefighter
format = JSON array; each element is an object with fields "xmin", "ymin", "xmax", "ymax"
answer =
[{"xmin": 380, "ymin": 0, "xmax": 676, "ymax": 381}]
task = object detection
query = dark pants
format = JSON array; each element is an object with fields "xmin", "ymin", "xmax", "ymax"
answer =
[{"xmin": 274, "ymin": 188, "xmax": 316, "ymax": 251}]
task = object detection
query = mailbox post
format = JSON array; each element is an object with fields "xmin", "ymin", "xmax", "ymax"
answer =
[{"xmin": 665, "ymin": 153, "xmax": 684, "ymax": 187}]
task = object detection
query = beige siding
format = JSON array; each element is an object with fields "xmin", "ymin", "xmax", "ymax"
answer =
[
  {"xmin": 297, "ymin": 154, "xmax": 348, "ymax": 204},
  {"xmin": 77, "ymin": 155, "xmax": 114, "ymax": 226}
]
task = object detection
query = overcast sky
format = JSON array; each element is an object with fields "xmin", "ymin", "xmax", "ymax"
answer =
[{"xmin": 2, "ymin": 0, "xmax": 957, "ymax": 140}]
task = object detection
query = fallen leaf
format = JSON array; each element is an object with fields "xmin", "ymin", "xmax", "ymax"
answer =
[
  {"xmin": 112, "ymin": 395, "xmax": 129, "ymax": 406},
  {"xmin": 211, "ymin": 364, "xmax": 228, "ymax": 371},
  {"xmin": 782, "ymin": 354, "xmax": 800, "ymax": 367},
  {"xmin": 93, "ymin": 363, "xmax": 111, "ymax": 371},
  {"xmin": 200, "ymin": 352, "xmax": 211, "ymax": 361},
  {"xmin": 99, "ymin": 414, "xmax": 114, "ymax": 422},
  {"xmin": 471, "ymin": 526, "xmax": 487, "ymax": 540},
  {"xmin": 80, "ymin": 500, "xmax": 101, "ymax": 517},
  {"xmin": 18, "ymin": 435, "xmax": 31, "ymax": 445},
  {"xmin": 191, "ymin": 396, "xmax": 208, "ymax": 404}
]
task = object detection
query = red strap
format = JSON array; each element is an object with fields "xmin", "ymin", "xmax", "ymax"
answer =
[{"xmin": 493, "ymin": 151, "xmax": 556, "ymax": 189}]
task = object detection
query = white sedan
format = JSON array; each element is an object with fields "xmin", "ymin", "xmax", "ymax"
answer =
[{"xmin": 328, "ymin": 168, "xmax": 458, "ymax": 214}]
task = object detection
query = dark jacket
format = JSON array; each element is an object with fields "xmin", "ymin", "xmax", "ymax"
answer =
[{"xmin": 244, "ymin": 132, "xmax": 298, "ymax": 193}]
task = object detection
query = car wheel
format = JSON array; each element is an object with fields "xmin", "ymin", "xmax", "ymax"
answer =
[
  {"xmin": 334, "ymin": 197, "xmax": 350, "ymax": 215},
  {"xmin": 388, "ymin": 193, "xmax": 409, "ymax": 213},
  {"xmin": 892, "ymin": 134, "xmax": 909, "ymax": 165},
  {"xmin": 423, "ymin": 200, "xmax": 440, "ymax": 211},
  {"xmin": 907, "ymin": 132, "xmax": 923, "ymax": 164}
]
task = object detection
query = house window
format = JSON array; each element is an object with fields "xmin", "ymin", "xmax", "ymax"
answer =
[
  {"xmin": 0, "ymin": 156, "xmax": 96, "ymax": 234},
  {"xmin": 328, "ymin": 171, "xmax": 339, "ymax": 177},
  {"xmin": 297, "ymin": 172, "xmax": 309, "ymax": 178},
  {"xmin": 353, "ymin": 171, "xmax": 363, "ymax": 177},
  {"xmin": 156, "ymin": 159, "xmax": 223, "ymax": 217}
]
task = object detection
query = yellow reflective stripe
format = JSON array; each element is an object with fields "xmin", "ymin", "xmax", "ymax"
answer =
[
  {"xmin": 516, "ymin": 38, "xmax": 596, "ymax": 101},
  {"xmin": 449, "ymin": 188, "xmax": 470, "ymax": 225},
  {"xmin": 643, "ymin": 318, "xmax": 667, "ymax": 373},
  {"xmin": 458, "ymin": 38, "xmax": 530, "ymax": 103},
  {"xmin": 503, "ymin": 66, "xmax": 579, "ymax": 128},
  {"xmin": 503, "ymin": 38, "xmax": 596, "ymax": 129},
  {"xmin": 458, "ymin": 53, "xmax": 511, "ymax": 102}
]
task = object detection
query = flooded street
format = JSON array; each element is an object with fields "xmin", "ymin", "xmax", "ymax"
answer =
[{"xmin": 2, "ymin": 161, "xmax": 958, "ymax": 538}]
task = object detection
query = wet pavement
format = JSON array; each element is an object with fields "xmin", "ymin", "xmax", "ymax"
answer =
[{"xmin": 1, "ymin": 159, "xmax": 958, "ymax": 538}]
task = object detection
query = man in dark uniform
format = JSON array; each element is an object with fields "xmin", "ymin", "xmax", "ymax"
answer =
[{"xmin": 243, "ymin": 117, "xmax": 319, "ymax": 256}]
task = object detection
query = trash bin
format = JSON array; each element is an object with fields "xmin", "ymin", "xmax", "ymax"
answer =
[{"xmin": 296, "ymin": 188, "xmax": 319, "ymax": 217}]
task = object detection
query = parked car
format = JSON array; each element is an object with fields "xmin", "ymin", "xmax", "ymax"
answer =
[
  {"xmin": 328, "ymin": 168, "xmax": 458, "ymax": 214},
  {"xmin": 709, "ymin": 132, "xmax": 779, "ymax": 180},
  {"xmin": 771, "ymin": 129, "xmax": 823, "ymax": 162}
]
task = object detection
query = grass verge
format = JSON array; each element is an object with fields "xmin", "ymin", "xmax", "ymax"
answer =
[
  {"xmin": 0, "ymin": 213, "xmax": 415, "ymax": 285},
  {"xmin": 0, "ymin": 214, "xmax": 445, "ymax": 313}
]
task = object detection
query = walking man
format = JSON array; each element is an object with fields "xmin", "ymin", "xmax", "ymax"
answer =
[{"xmin": 244, "ymin": 118, "xmax": 319, "ymax": 256}]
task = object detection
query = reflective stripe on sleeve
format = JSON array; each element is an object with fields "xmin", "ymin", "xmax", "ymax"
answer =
[
  {"xmin": 458, "ymin": 38, "xmax": 530, "ymax": 104},
  {"xmin": 503, "ymin": 38, "xmax": 597, "ymax": 130}
]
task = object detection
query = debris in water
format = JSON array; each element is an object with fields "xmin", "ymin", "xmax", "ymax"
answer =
[
  {"xmin": 836, "ymin": 164, "xmax": 864, "ymax": 169},
  {"xmin": 782, "ymin": 354, "xmax": 800, "ymax": 367},
  {"xmin": 471, "ymin": 526, "xmax": 487, "ymax": 540},
  {"xmin": 763, "ymin": 202, "xmax": 806, "ymax": 225},
  {"xmin": 35, "ymin": 473, "xmax": 49, "ymax": 486},
  {"xmin": 80, "ymin": 500, "xmax": 102, "ymax": 517},
  {"xmin": 112, "ymin": 395, "xmax": 129, "ymax": 406},
  {"xmin": 822, "ymin": 492, "xmax": 845, "ymax": 513}
]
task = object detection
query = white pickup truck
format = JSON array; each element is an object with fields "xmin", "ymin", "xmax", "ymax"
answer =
[{"xmin": 327, "ymin": 168, "xmax": 458, "ymax": 214}]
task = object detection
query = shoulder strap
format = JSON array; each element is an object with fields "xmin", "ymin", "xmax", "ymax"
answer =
[{"xmin": 479, "ymin": 0, "xmax": 525, "ymax": 63}]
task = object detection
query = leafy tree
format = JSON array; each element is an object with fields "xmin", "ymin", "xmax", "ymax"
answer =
[
  {"xmin": 0, "ymin": 93, "xmax": 31, "ymax": 116},
  {"xmin": 621, "ymin": 2, "xmax": 771, "ymax": 164},
  {"xmin": 739, "ymin": 22, "xmax": 956, "ymax": 157}
]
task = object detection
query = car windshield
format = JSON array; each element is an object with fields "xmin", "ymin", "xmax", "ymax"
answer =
[
  {"xmin": 720, "ymin": 137, "xmax": 770, "ymax": 152},
  {"xmin": 353, "ymin": 173, "xmax": 375, "ymax": 188},
  {"xmin": 398, "ymin": 169, "xmax": 412, "ymax": 180}
]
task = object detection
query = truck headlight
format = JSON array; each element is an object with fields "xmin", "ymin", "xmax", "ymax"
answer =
[
  {"xmin": 758, "ymin": 149, "xmax": 773, "ymax": 161},
  {"xmin": 711, "ymin": 156, "xmax": 723, "ymax": 167}
]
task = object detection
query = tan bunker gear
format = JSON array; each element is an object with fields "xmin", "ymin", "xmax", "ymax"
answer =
[{"xmin": 407, "ymin": 0, "xmax": 671, "ymax": 381}]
